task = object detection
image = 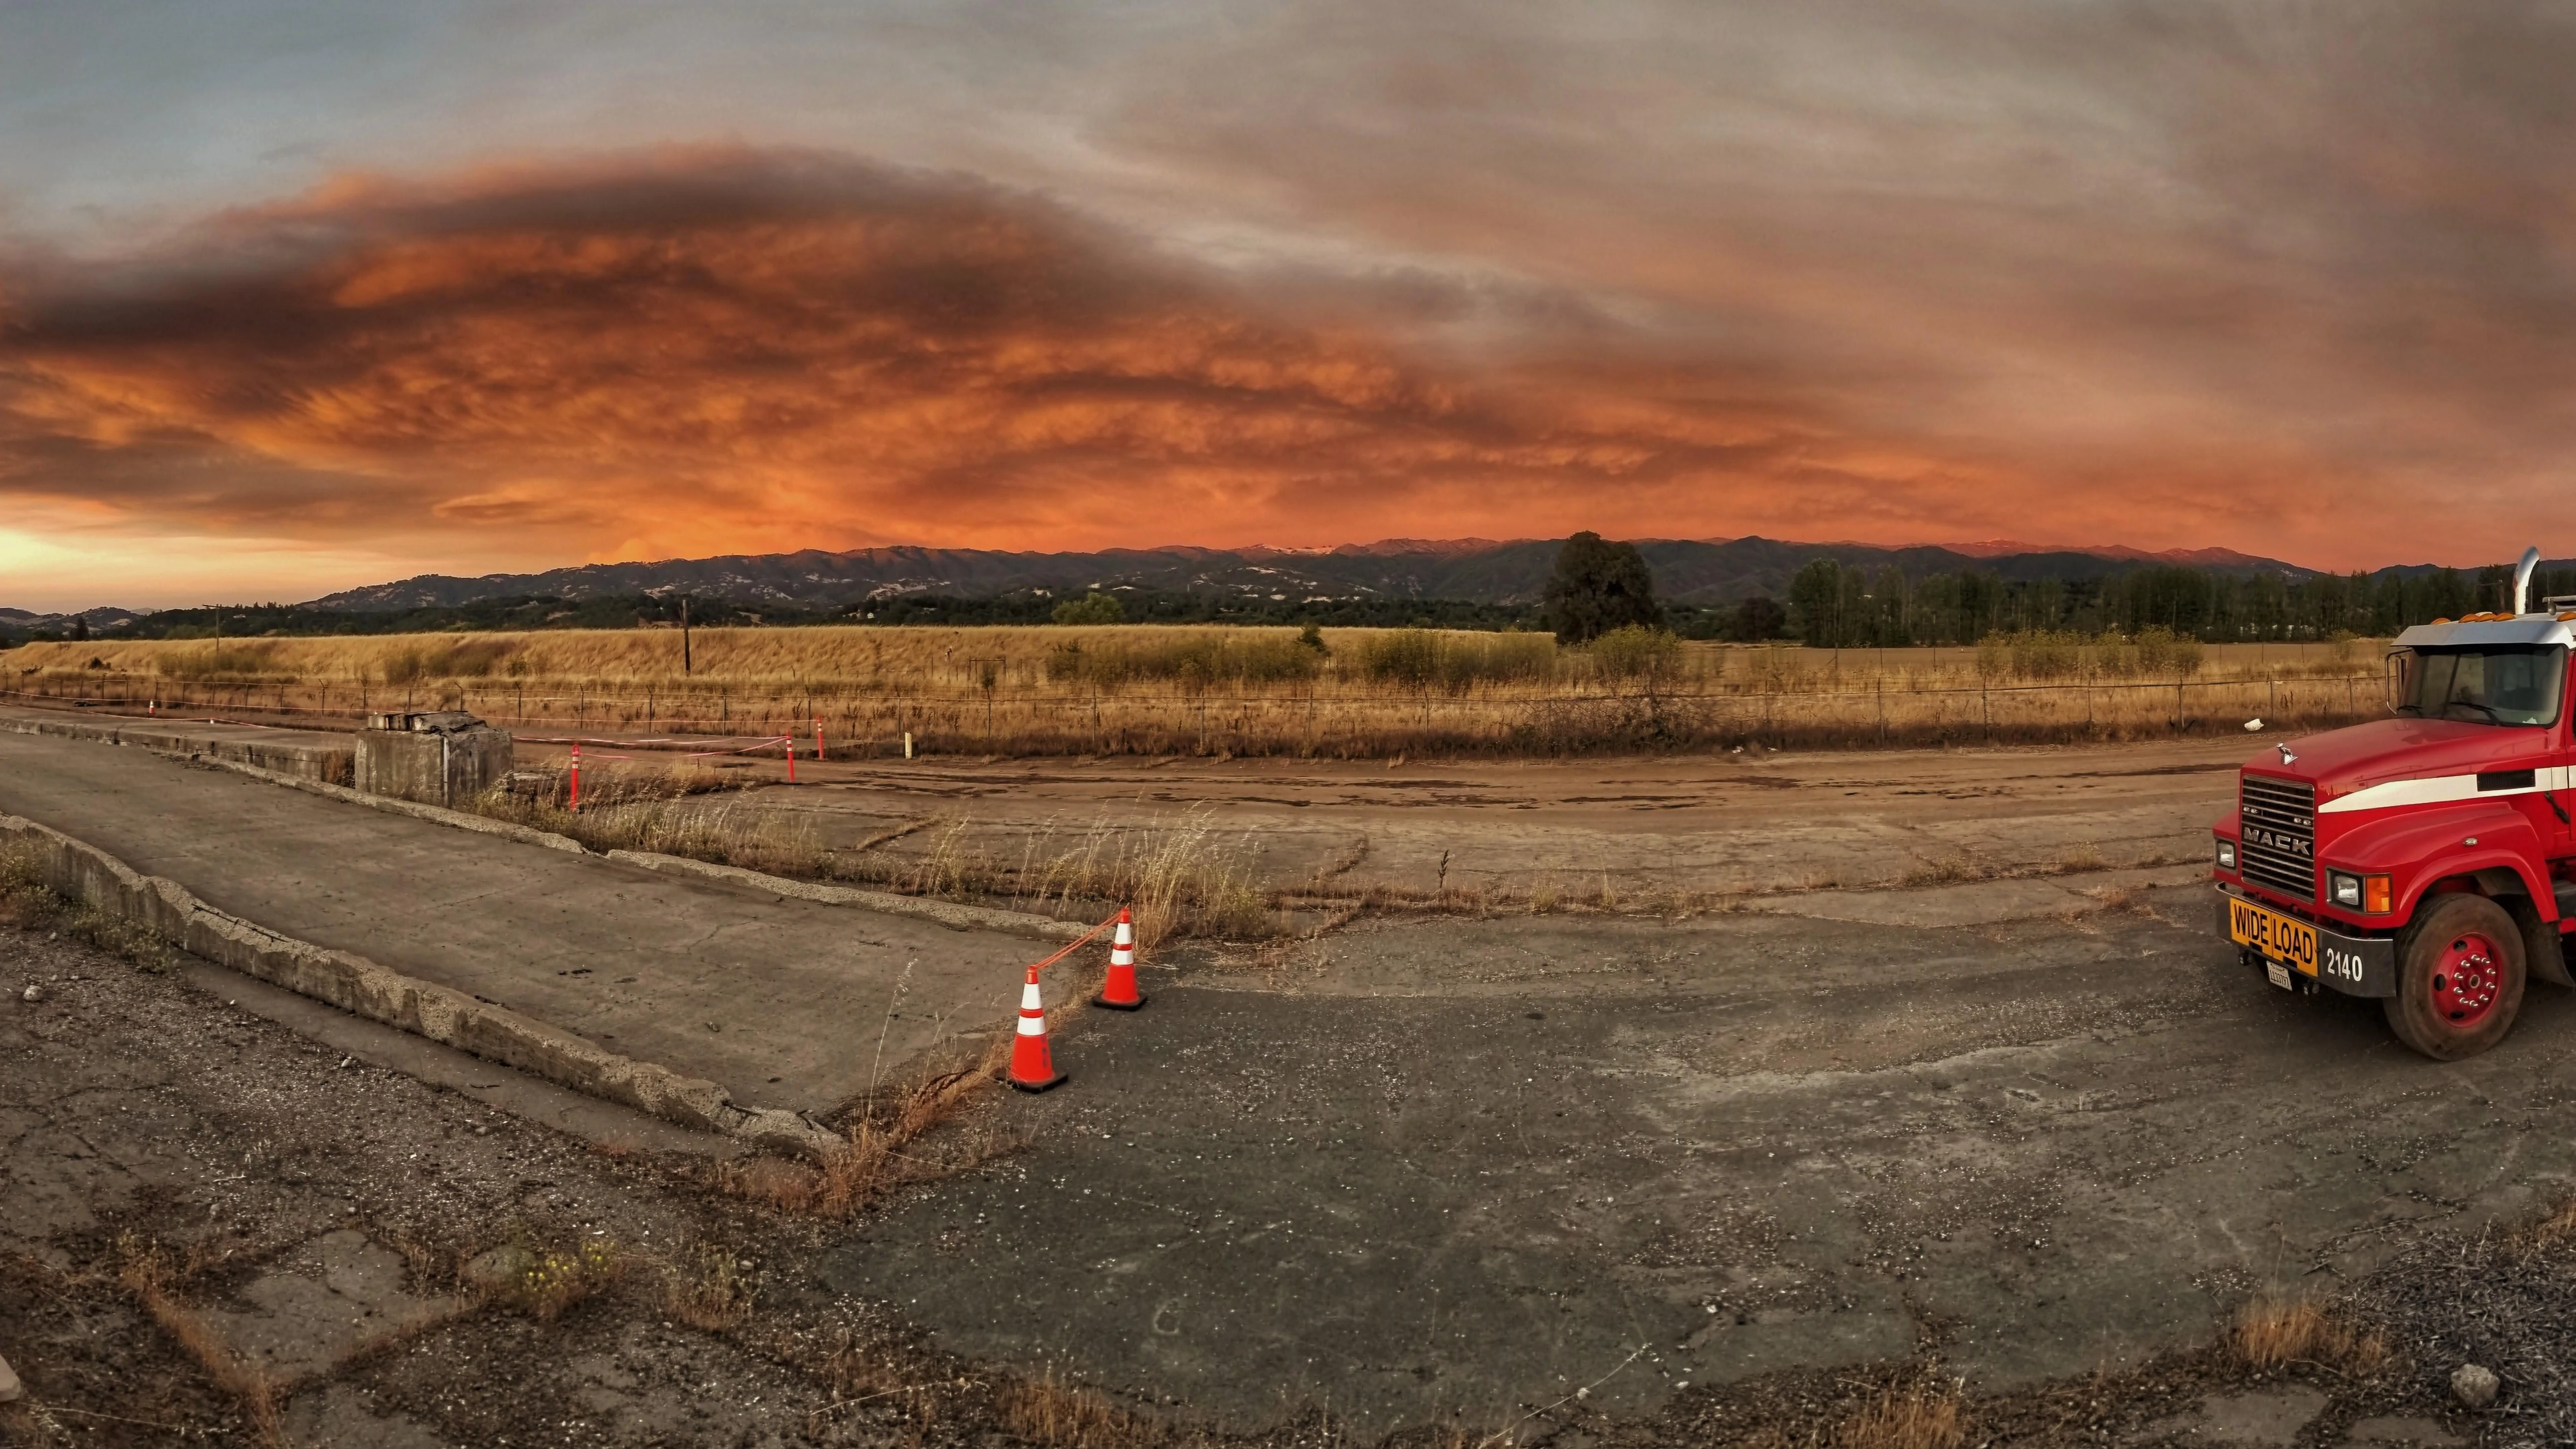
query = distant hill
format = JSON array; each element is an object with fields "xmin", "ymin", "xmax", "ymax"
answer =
[
  {"xmin": 0, "ymin": 605, "xmax": 147, "ymax": 639},
  {"xmin": 305, "ymin": 537, "xmax": 2321, "ymax": 613}
]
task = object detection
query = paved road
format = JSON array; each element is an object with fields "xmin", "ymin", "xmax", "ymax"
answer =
[
  {"xmin": 832, "ymin": 889, "xmax": 2576, "ymax": 1436},
  {"xmin": 0, "ymin": 729, "xmax": 1047, "ymax": 1114}
]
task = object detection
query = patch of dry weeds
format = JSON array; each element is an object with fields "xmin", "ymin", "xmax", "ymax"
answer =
[
  {"xmin": 659, "ymin": 1243, "xmax": 757, "ymax": 1330},
  {"xmin": 2224, "ymin": 1294, "xmax": 2388, "ymax": 1375},
  {"xmin": 114, "ymin": 1233, "xmax": 288, "ymax": 1446},
  {"xmin": 718, "ymin": 1033, "xmax": 1014, "ymax": 1219}
]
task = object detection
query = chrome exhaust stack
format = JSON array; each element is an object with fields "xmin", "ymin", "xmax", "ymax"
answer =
[{"xmin": 2517, "ymin": 545, "xmax": 2542, "ymax": 615}]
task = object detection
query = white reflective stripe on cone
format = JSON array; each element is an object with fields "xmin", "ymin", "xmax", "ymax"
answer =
[
  {"xmin": 1111, "ymin": 947, "xmax": 1135, "ymax": 965},
  {"xmin": 1017, "ymin": 1014, "xmax": 1047, "ymax": 1036},
  {"xmin": 1114, "ymin": 923, "xmax": 1134, "ymax": 946},
  {"xmin": 1020, "ymin": 982, "xmax": 1044, "ymax": 1010}
]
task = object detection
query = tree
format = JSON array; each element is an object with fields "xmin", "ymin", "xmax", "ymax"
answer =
[
  {"xmin": 1732, "ymin": 595, "xmax": 1788, "ymax": 641},
  {"xmin": 1050, "ymin": 591, "xmax": 1124, "ymax": 625},
  {"xmin": 1789, "ymin": 559, "xmax": 1842, "ymax": 646},
  {"xmin": 1543, "ymin": 532, "xmax": 1664, "ymax": 645}
]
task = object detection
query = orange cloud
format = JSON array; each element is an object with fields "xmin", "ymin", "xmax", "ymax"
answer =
[{"xmin": 0, "ymin": 146, "xmax": 2392, "ymax": 579}]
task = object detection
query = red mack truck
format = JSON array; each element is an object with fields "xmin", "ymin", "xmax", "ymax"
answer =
[{"xmin": 2214, "ymin": 547, "xmax": 2576, "ymax": 1060}]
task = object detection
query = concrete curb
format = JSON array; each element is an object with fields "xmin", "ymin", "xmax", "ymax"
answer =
[
  {"xmin": 0, "ymin": 811, "xmax": 838, "ymax": 1161},
  {"xmin": 604, "ymin": 850, "xmax": 1090, "ymax": 942},
  {"xmin": 206, "ymin": 756, "xmax": 588, "ymax": 855},
  {"xmin": 0, "ymin": 709, "xmax": 353, "ymax": 785}
]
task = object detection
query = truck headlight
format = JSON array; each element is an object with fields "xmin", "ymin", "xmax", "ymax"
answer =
[
  {"xmin": 2215, "ymin": 836, "xmax": 2237, "ymax": 870},
  {"xmin": 2328, "ymin": 870, "xmax": 2394, "ymax": 913}
]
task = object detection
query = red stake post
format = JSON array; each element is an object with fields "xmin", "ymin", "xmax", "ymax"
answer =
[
  {"xmin": 813, "ymin": 716, "xmax": 825, "ymax": 763},
  {"xmin": 785, "ymin": 736, "xmax": 796, "ymax": 784},
  {"xmin": 569, "ymin": 741, "xmax": 582, "ymax": 811}
]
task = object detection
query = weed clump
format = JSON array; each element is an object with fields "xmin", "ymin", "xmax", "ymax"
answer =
[
  {"xmin": 660, "ymin": 1244, "xmax": 757, "ymax": 1330},
  {"xmin": 2225, "ymin": 1293, "xmax": 2388, "ymax": 1374},
  {"xmin": 1828, "ymin": 1376, "xmax": 1966, "ymax": 1449},
  {"xmin": 493, "ymin": 1236, "xmax": 622, "ymax": 1321},
  {"xmin": 718, "ymin": 1034, "xmax": 1012, "ymax": 1219},
  {"xmin": 999, "ymin": 1365, "xmax": 1176, "ymax": 1449}
]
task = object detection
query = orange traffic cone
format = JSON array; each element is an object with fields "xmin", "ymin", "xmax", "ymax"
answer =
[
  {"xmin": 1093, "ymin": 907, "xmax": 1145, "ymax": 1010},
  {"xmin": 1005, "ymin": 962, "xmax": 1067, "ymax": 1092}
]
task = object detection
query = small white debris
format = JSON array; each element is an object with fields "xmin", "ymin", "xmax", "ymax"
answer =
[
  {"xmin": 20, "ymin": 984, "xmax": 43, "ymax": 1004},
  {"xmin": 2452, "ymin": 1362, "xmax": 2499, "ymax": 1409},
  {"xmin": 2243, "ymin": 717, "xmax": 2264, "ymax": 732},
  {"xmin": 338, "ymin": 1055, "xmax": 353, "ymax": 1069}
]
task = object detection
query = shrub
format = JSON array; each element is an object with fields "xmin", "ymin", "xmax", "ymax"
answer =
[
  {"xmin": 2134, "ymin": 625, "xmax": 2205, "ymax": 678},
  {"xmin": 1050, "ymin": 592, "xmax": 1124, "ymax": 625},
  {"xmin": 1358, "ymin": 630, "xmax": 1557, "ymax": 690},
  {"xmin": 1044, "ymin": 634, "xmax": 1320, "ymax": 689},
  {"xmin": 1587, "ymin": 625, "xmax": 1681, "ymax": 680}
]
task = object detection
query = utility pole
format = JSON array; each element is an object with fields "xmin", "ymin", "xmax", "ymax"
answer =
[{"xmin": 681, "ymin": 596, "xmax": 693, "ymax": 676}]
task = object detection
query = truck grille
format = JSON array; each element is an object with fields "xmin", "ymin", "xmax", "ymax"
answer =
[{"xmin": 2239, "ymin": 774, "xmax": 2316, "ymax": 901}]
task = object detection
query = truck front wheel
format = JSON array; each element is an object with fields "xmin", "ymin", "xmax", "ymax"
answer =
[{"xmin": 2385, "ymin": 893, "xmax": 2527, "ymax": 1061}]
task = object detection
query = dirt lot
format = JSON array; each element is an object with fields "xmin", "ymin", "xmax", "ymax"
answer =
[
  {"xmin": 7, "ymin": 733, "xmax": 2576, "ymax": 1445},
  {"xmin": 528, "ymin": 733, "xmax": 2255, "ymax": 904}
]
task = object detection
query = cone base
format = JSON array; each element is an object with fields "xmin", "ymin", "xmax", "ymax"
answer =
[
  {"xmin": 1090, "ymin": 993, "xmax": 1147, "ymax": 1011},
  {"xmin": 1004, "ymin": 1070, "xmax": 1069, "ymax": 1093}
]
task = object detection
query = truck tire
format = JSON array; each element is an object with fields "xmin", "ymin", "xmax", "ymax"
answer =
[{"xmin": 2385, "ymin": 893, "xmax": 2527, "ymax": 1061}]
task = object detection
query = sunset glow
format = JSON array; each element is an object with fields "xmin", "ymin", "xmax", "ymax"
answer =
[{"xmin": 8, "ymin": 4, "xmax": 2576, "ymax": 608}]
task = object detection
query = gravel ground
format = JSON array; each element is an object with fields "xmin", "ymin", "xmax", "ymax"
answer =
[{"xmin": 0, "ymin": 883, "xmax": 2564, "ymax": 1447}]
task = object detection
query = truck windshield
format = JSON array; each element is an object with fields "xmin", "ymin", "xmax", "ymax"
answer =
[{"xmin": 2392, "ymin": 646, "xmax": 2566, "ymax": 727}]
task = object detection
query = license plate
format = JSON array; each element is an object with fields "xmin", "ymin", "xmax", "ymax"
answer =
[
  {"xmin": 2230, "ymin": 896, "xmax": 2318, "ymax": 976},
  {"xmin": 2266, "ymin": 959, "xmax": 2293, "ymax": 991}
]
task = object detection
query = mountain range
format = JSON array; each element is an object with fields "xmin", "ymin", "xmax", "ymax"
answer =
[{"xmin": 302, "ymin": 537, "xmax": 2316, "ymax": 613}]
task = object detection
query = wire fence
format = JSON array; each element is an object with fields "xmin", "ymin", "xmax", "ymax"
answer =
[{"xmin": 2, "ymin": 667, "xmax": 2388, "ymax": 757}]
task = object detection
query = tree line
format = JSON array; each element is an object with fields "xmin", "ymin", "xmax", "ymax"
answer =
[{"xmin": 1780, "ymin": 559, "xmax": 2563, "ymax": 648}]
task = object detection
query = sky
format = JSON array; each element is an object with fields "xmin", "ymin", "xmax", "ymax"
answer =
[{"xmin": 7, "ymin": 2, "xmax": 2576, "ymax": 609}]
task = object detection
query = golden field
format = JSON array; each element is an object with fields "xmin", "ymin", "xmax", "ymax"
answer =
[{"xmin": 3, "ymin": 625, "xmax": 2386, "ymax": 756}]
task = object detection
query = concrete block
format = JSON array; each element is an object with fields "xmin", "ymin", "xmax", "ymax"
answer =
[{"xmin": 354, "ymin": 713, "xmax": 512, "ymax": 808}]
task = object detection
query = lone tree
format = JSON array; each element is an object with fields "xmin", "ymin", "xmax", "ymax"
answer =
[
  {"xmin": 1544, "ymin": 532, "xmax": 1664, "ymax": 645},
  {"xmin": 1051, "ymin": 591, "xmax": 1125, "ymax": 625}
]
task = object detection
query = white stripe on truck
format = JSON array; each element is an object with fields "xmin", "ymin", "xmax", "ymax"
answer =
[{"xmin": 2320, "ymin": 766, "xmax": 2573, "ymax": 814}]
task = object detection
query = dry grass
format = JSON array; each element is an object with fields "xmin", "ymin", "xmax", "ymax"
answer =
[
  {"xmin": 2509, "ymin": 1193, "xmax": 2576, "ymax": 1261},
  {"xmin": 659, "ymin": 1244, "xmax": 757, "ymax": 1331},
  {"xmin": 114, "ymin": 1234, "xmax": 288, "ymax": 1446},
  {"xmin": 905, "ymin": 808, "xmax": 1272, "ymax": 948},
  {"xmin": 1828, "ymin": 1377, "xmax": 1967, "ymax": 1449},
  {"xmin": 717, "ymin": 1033, "xmax": 1013, "ymax": 1218},
  {"xmin": 472, "ymin": 773, "xmax": 830, "ymax": 877},
  {"xmin": 998, "ymin": 1365, "xmax": 1179, "ymax": 1449},
  {"xmin": 14, "ymin": 629, "xmax": 2384, "ymax": 758},
  {"xmin": 2224, "ymin": 1294, "xmax": 2390, "ymax": 1375}
]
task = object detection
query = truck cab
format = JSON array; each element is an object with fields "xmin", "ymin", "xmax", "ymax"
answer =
[{"xmin": 2212, "ymin": 547, "xmax": 2576, "ymax": 1059}]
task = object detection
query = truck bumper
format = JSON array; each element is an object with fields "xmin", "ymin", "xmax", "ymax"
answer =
[{"xmin": 2215, "ymin": 885, "xmax": 2398, "ymax": 998}]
